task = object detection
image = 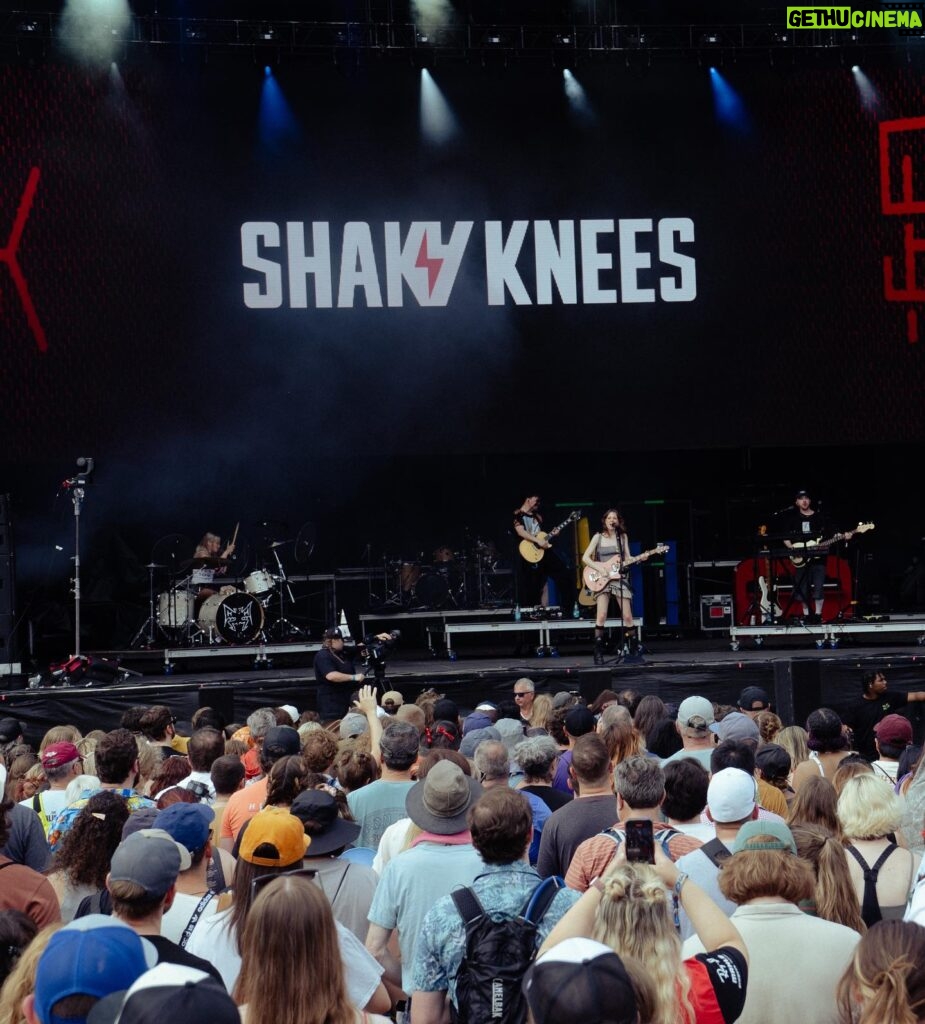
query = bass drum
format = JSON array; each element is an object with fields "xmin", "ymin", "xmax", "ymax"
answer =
[
  {"xmin": 414, "ymin": 570, "xmax": 453, "ymax": 610},
  {"xmin": 197, "ymin": 591, "xmax": 264, "ymax": 644},
  {"xmin": 157, "ymin": 589, "xmax": 195, "ymax": 628}
]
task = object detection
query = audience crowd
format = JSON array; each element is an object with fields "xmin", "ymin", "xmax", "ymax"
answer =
[{"xmin": 1, "ymin": 668, "xmax": 925, "ymax": 1024}]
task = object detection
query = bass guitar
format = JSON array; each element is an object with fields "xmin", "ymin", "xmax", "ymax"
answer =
[
  {"xmin": 789, "ymin": 522, "xmax": 875, "ymax": 568},
  {"xmin": 582, "ymin": 543, "xmax": 670, "ymax": 594},
  {"xmin": 518, "ymin": 510, "xmax": 581, "ymax": 564}
]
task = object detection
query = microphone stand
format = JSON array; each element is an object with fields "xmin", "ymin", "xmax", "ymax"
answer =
[{"xmin": 65, "ymin": 477, "xmax": 87, "ymax": 657}]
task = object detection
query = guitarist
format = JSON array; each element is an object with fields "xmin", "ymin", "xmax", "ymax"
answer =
[
  {"xmin": 513, "ymin": 495, "xmax": 576, "ymax": 619},
  {"xmin": 581, "ymin": 508, "xmax": 649, "ymax": 664},
  {"xmin": 780, "ymin": 490, "xmax": 843, "ymax": 624}
]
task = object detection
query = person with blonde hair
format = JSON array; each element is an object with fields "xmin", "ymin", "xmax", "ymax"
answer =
[
  {"xmin": 236, "ymin": 874, "xmax": 391, "ymax": 1024},
  {"xmin": 791, "ymin": 823, "xmax": 866, "ymax": 932},
  {"xmin": 838, "ymin": 773, "xmax": 921, "ymax": 928},
  {"xmin": 776, "ymin": 725, "xmax": 809, "ymax": 784},
  {"xmin": 539, "ymin": 842, "xmax": 748, "ymax": 1024},
  {"xmin": 683, "ymin": 820, "xmax": 860, "ymax": 1024},
  {"xmin": 832, "ymin": 754, "xmax": 875, "ymax": 797},
  {"xmin": 528, "ymin": 692, "xmax": 554, "ymax": 730},
  {"xmin": 0, "ymin": 922, "xmax": 61, "ymax": 1024},
  {"xmin": 836, "ymin": 920, "xmax": 925, "ymax": 1024}
]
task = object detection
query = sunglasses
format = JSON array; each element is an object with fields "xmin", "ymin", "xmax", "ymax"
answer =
[{"xmin": 249, "ymin": 866, "xmax": 318, "ymax": 902}]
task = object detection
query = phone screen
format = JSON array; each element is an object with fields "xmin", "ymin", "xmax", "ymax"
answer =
[{"xmin": 624, "ymin": 819, "xmax": 655, "ymax": 864}]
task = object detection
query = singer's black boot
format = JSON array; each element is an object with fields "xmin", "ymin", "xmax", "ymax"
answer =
[{"xmin": 593, "ymin": 629, "xmax": 605, "ymax": 666}]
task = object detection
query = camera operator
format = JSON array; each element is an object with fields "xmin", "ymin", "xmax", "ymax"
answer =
[{"xmin": 314, "ymin": 626, "xmax": 394, "ymax": 721}]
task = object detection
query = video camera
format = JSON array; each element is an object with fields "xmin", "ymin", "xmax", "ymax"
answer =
[{"xmin": 361, "ymin": 629, "xmax": 401, "ymax": 683}]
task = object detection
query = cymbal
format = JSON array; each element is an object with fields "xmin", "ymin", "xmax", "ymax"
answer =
[
  {"xmin": 179, "ymin": 556, "xmax": 231, "ymax": 570},
  {"xmin": 145, "ymin": 562, "xmax": 166, "ymax": 569},
  {"xmin": 269, "ymin": 539, "xmax": 293, "ymax": 549}
]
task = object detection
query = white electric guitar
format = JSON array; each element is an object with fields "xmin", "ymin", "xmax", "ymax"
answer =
[{"xmin": 582, "ymin": 544, "xmax": 670, "ymax": 594}]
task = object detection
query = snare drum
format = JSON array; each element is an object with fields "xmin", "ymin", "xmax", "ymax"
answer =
[
  {"xmin": 157, "ymin": 589, "xmax": 195, "ymax": 628},
  {"xmin": 197, "ymin": 591, "xmax": 264, "ymax": 644},
  {"xmin": 243, "ymin": 569, "xmax": 276, "ymax": 598}
]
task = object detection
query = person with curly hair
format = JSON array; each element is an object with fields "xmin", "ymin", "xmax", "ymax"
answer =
[{"xmin": 46, "ymin": 790, "xmax": 130, "ymax": 921}]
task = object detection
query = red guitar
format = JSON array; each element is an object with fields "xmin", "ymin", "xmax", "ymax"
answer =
[{"xmin": 582, "ymin": 544, "xmax": 669, "ymax": 594}]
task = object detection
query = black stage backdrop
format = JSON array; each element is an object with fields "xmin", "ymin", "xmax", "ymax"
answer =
[{"xmin": 2, "ymin": 54, "xmax": 925, "ymax": 652}]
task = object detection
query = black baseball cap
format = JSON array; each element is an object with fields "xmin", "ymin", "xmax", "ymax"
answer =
[
  {"xmin": 738, "ymin": 686, "xmax": 770, "ymax": 711},
  {"xmin": 323, "ymin": 627, "xmax": 343, "ymax": 640}
]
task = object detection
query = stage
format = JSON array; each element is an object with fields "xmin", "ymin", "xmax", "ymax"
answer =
[{"xmin": 4, "ymin": 611, "xmax": 925, "ymax": 749}]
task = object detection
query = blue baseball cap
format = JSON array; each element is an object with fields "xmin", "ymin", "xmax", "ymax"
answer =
[
  {"xmin": 34, "ymin": 915, "xmax": 155, "ymax": 1024},
  {"xmin": 155, "ymin": 802, "xmax": 214, "ymax": 856}
]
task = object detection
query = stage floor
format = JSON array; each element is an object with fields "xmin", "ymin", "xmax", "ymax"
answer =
[{"xmin": 4, "ymin": 619, "xmax": 925, "ymax": 744}]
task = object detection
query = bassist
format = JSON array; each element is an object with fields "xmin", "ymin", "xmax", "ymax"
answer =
[
  {"xmin": 581, "ymin": 508, "xmax": 649, "ymax": 663},
  {"xmin": 512, "ymin": 495, "xmax": 576, "ymax": 619}
]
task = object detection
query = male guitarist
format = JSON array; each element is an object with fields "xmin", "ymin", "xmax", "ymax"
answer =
[
  {"xmin": 512, "ymin": 495, "xmax": 576, "ymax": 619},
  {"xmin": 781, "ymin": 490, "xmax": 852, "ymax": 624}
]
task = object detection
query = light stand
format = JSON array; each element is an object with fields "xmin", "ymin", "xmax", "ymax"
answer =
[{"xmin": 62, "ymin": 458, "xmax": 94, "ymax": 657}]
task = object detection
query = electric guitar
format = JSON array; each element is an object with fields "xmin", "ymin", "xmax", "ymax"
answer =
[
  {"xmin": 788, "ymin": 522, "xmax": 875, "ymax": 568},
  {"xmin": 518, "ymin": 510, "xmax": 581, "ymax": 564},
  {"xmin": 582, "ymin": 543, "xmax": 670, "ymax": 593},
  {"xmin": 757, "ymin": 575, "xmax": 783, "ymax": 621}
]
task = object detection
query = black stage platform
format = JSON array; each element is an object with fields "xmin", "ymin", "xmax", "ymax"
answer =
[{"xmin": 4, "ymin": 619, "xmax": 925, "ymax": 746}]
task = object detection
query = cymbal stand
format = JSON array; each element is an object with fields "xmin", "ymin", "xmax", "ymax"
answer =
[
  {"xmin": 266, "ymin": 545, "xmax": 306, "ymax": 639},
  {"xmin": 129, "ymin": 564, "xmax": 160, "ymax": 649}
]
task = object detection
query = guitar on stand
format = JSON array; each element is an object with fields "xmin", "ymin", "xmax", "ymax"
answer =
[
  {"xmin": 518, "ymin": 510, "xmax": 581, "ymax": 563},
  {"xmin": 755, "ymin": 524, "xmax": 782, "ymax": 624},
  {"xmin": 582, "ymin": 544, "xmax": 670, "ymax": 593},
  {"xmin": 788, "ymin": 522, "xmax": 875, "ymax": 568}
]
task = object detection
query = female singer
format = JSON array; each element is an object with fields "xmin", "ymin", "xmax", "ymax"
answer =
[{"xmin": 582, "ymin": 509, "xmax": 648, "ymax": 665}]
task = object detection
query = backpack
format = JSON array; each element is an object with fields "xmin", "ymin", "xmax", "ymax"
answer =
[{"xmin": 449, "ymin": 875, "xmax": 564, "ymax": 1024}]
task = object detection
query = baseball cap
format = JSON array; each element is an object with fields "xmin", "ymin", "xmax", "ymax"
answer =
[
  {"xmin": 41, "ymin": 742, "xmax": 82, "ymax": 770},
  {"xmin": 875, "ymin": 713, "xmax": 914, "ymax": 747},
  {"xmin": 733, "ymin": 819, "xmax": 798, "ymax": 855},
  {"xmin": 238, "ymin": 806, "xmax": 310, "ymax": 868},
  {"xmin": 121, "ymin": 808, "xmax": 160, "ymax": 841},
  {"xmin": 459, "ymin": 726, "xmax": 502, "ymax": 759},
  {"xmin": 323, "ymin": 627, "xmax": 343, "ymax": 640},
  {"xmin": 706, "ymin": 767, "xmax": 757, "ymax": 823},
  {"xmin": 564, "ymin": 706, "xmax": 596, "ymax": 737},
  {"xmin": 87, "ymin": 963, "xmax": 239, "ymax": 1024},
  {"xmin": 553, "ymin": 691, "xmax": 579, "ymax": 710},
  {"xmin": 755, "ymin": 743, "xmax": 791, "ymax": 780},
  {"xmin": 339, "ymin": 712, "xmax": 369, "ymax": 740},
  {"xmin": 795, "ymin": 489, "xmax": 810, "ymax": 499},
  {"xmin": 109, "ymin": 830, "xmax": 190, "ymax": 898},
  {"xmin": 262, "ymin": 725, "xmax": 301, "ymax": 759},
  {"xmin": 0, "ymin": 718, "xmax": 22, "ymax": 744},
  {"xmin": 278, "ymin": 705, "xmax": 299, "ymax": 724},
  {"xmin": 155, "ymin": 803, "xmax": 214, "ymax": 856},
  {"xmin": 35, "ymin": 915, "xmax": 155, "ymax": 1024},
  {"xmin": 524, "ymin": 937, "xmax": 640, "ymax": 1024},
  {"xmin": 475, "ymin": 701, "xmax": 497, "ymax": 713},
  {"xmin": 710, "ymin": 712, "xmax": 759, "ymax": 743},
  {"xmin": 381, "ymin": 690, "xmax": 404, "ymax": 708},
  {"xmin": 738, "ymin": 686, "xmax": 770, "ymax": 711},
  {"xmin": 677, "ymin": 696, "xmax": 715, "ymax": 729}
]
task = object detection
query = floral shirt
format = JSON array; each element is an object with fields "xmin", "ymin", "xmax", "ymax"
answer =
[
  {"xmin": 409, "ymin": 862, "xmax": 579, "ymax": 1005},
  {"xmin": 47, "ymin": 788, "xmax": 156, "ymax": 853}
]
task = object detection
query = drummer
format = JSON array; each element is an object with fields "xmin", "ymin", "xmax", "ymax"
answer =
[{"xmin": 191, "ymin": 531, "xmax": 235, "ymax": 610}]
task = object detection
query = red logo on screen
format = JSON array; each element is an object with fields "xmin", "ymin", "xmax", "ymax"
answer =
[
  {"xmin": 879, "ymin": 117, "xmax": 925, "ymax": 344},
  {"xmin": 1, "ymin": 166, "xmax": 46, "ymax": 353},
  {"xmin": 415, "ymin": 234, "xmax": 444, "ymax": 296}
]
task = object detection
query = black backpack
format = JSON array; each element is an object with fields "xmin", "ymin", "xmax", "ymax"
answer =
[{"xmin": 449, "ymin": 875, "xmax": 564, "ymax": 1024}]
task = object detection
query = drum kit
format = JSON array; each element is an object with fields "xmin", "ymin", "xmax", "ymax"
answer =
[
  {"xmin": 131, "ymin": 524, "xmax": 315, "ymax": 648},
  {"xmin": 384, "ymin": 541, "xmax": 510, "ymax": 611}
]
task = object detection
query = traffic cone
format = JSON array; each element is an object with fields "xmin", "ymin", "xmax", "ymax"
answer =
[{"xmin": 338, "ymin": 609, "xmax": 352, "ymax": 641}]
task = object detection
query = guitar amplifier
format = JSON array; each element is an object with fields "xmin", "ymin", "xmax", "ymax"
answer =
[{"xmin": 700, "ymin": 594, "xmax": 734, "ymax": 631}]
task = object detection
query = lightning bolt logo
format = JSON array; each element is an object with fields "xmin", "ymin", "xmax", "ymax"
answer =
[
  {"xmin": 415, "ymin": 233, "xmax": 443, "ymax": 296},
  {"xmin": 1, "ymin": 166, "xmax": 47, "ymax": 353}
]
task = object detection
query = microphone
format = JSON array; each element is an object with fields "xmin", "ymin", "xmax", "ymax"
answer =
[{"xmin": 76, "ymin": 457, "xmax": 94, "ymax": 473}]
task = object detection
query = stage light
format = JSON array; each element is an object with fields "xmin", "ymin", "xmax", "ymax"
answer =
[
  {"xmin": 258, "ymin": 68, "xmax": 300, "ymax": 154},
  {"xmin": 709, "ymin": 67, "xmax": 751, "ymax": 134},
  {"xmin": 420, "ymin": 67, "xmax": 459, "ymax": 146},
  {"xmin": 852, "ymin": 66, "xmax": 879, "ymax": 112},
  {"xmin": 264, "ymin": 65, "xmax": 272, "ymax": 76},
  {"xmin": 563, "ymin": 68, "xmax": 597, "ymax": 126}
]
